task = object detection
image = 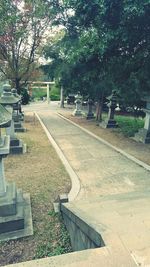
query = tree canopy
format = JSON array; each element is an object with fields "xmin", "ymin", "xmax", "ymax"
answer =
[{"xmin": 43, "ymin": 0, "xmax": 150, "ymax": 113}]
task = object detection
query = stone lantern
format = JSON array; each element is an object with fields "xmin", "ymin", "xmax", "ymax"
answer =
[
  {"xmin": 100, "ymin": 90, "xmax": 118, "ymax": 128},
  {"xmin": 11, "ymin": 88, "xmax": 24, "ymax": 120},
  {"xmin": 73, "ymin": 92, "xmax": 82, "ymax": 116},
  {"xmin": 0, "ymin": 104, "xmax": 33, "ymax": 241},
  {"xmin": 11, "ymin": 88, "xmax": 25, "ymax": 132},
  {"xmin": 134, "ymin": 95, "xmax": 150, "ymax": 143},
  {"xmin": 0, "ymin": 84, "xmax": 26, "ymax": 154},
  {"xmin": 86, "ymin": 99, "xmax": 95, "ymax": 120}
]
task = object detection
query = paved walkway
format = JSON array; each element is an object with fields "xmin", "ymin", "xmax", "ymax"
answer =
[
  {"xmin": 11, "ymin": 102, "xmax": 150, "ymax": 266},
  {"xmin": 37, "ymin": 106, "xmax": 150, "ymax": 266}
]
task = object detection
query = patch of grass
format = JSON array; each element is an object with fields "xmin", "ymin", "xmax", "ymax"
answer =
[
  {"xmin": 0, "ymin": 114, "xmax": 71, "ymax": 266},
  {"xmin": 35, "ymin": 214, "xmax": 72, "ymax": 259},
  {"xmin": 115, "ymin": 115, "xmax": 144, "ymax": 137},
  {"xmin": 31, "ymin": 88, "xmax": 47, "ymax": 100},
  {"xmin": 50, "ymin": 85, "xmax": 60, "ymax": 101},
  {"xmin": 48, "ymin": 210, "xmax": 57, "ymax": 217}
]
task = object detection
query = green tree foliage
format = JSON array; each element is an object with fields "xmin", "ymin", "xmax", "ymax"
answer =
[{"xmin": 43, "ymin": 0, "xmax": 150, "ymax": 115}]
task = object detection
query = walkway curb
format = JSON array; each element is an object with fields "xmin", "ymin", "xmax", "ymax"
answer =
[
  {"xmin": 35, "ymin": 112, "xmax": 81, "ymax": 202},
  {"xmin": 58, "ymin": 113, "xmax": 150, "ymax": 172}
]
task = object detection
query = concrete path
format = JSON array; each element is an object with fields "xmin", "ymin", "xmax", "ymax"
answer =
[
  {"xmin": 12, "ymin": 102, "xmax": 150, "ymax": 266},
  {"xmin": 38, "ymin": 111, "xmax": 150, "ymax": 200},
  {"xmin": 35, "ymin": 105, "xmax": 150, "ymax": 266}
]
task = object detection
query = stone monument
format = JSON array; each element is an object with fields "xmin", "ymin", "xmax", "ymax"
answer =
[
  {"xmin": 0, "ymin": 104, "xmax": 33, "ymax": 241},
  {"xmin": 0, "ymin": 84, "xmax": 26, "ymax": 154},
  {"xmin": 11, "ymin": 88, "xmax": 25, "ymax": 132},
  {"xmin": 86, "ymin": 99, "xmax": 95, "ymax": 120},
  {"xmin": 134, "ymin": 95, "xmax": 150, "ymax": 143},
  {"xmin": 73, "ymin": 92, "xmax": 82, "ymax": 116},
  {"xmin": 100, "ymin": 90, "xmax": 118, "ymax": 128}
]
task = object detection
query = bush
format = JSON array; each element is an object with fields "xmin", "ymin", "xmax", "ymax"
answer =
[
  {"xmin": 21, "ymin": 88, "xmax": 30, "ymax": 104},
  {"xmin": 115, "ymin": 115, "xmax": 144, "ymax": 137},
  {"xmin": 31, "ymin": 88, "xmax": 47, "ymax": 100},
  {"xmin": 50, "ymin": 94, "xmax": 60, "ymax": 101},
  {"xmin": 50, "ymin": 85, "xmax": 60, "ymax": 101}
]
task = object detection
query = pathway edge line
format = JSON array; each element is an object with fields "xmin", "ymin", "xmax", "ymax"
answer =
[
  {"xmin": 58, "ymin": 113, "xmax": 150, "ymax": 172},
  {"xmin": 35, "ymin": 112, "xmax": 81, "ymax": 201}
]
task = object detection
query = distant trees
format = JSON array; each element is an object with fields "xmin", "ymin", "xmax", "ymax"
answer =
[{"xmin": 42, "ymin": 0, "xmax": 150, "ymax": 118}]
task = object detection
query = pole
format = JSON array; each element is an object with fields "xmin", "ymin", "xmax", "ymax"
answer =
[
  {"xmin": 47, "ymin": 84, "xmax": 50, "ymax": 104},
  {"xmin": 60, "ymin": 86, "xmax": 64, "ymax": 108}
]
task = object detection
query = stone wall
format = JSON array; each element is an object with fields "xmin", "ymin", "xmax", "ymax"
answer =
[{"xmin": 61, "ymin": 204, "xmax": 105, "ymax": 251}]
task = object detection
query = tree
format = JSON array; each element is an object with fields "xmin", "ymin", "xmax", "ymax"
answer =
[
  {"xmin": 0, "ymin": 0, "xmax": 54, "ymax": 93},
  {"xmin": 43, "ymin": 0, "xmax": 150, "ymax": 118}
]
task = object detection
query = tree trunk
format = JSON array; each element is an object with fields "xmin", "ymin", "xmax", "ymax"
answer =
[
  {"xmin": 15, "ymin": 78, "xmax": 21, "ymax": 94},
  {"xmin": 96, "ymin": 91, "xmax": 104, "ymax": 122},
  {"xmin": 60, "ymin": 86, "xmax": 65, "ymax": 108}
]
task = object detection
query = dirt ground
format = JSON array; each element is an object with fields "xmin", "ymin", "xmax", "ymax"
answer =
[
  {"xmin": 61, "ymin": 113, "xmax": 150, "ymax": 166},
  {"xmin": 0, "ymin": 114, "xmax": 71, "ymax": 267}
]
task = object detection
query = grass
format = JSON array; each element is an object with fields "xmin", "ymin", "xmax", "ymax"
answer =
[
  {"xmin": 35, "ymin": 213, "xmax": 72, "ymax": 259},
  {"xmin": 115, "ymin": 115, "xmax": 144, "ymax": 137},
  {"xmin": 101, "ymin": 112, "xmax": 144, "ymax": 137},
  {"xmin": 0, "ymin": 114, "xmax": 72, "ymax": 266},
  {"xmin": 31, "ymin": 85, "xmax": 60, "ymax": 101}
]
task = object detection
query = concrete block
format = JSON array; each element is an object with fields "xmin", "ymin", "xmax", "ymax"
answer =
[
  {"xmin": 0, "ymin": 193, "xmax": 33, "ymax": 241},
  {"xmin": 0, "ymin": 183, "xmax": 17, "ymax": 216},
  {"xmin": 10, "ymin": 138, "xmax": 20, "ymax": 146},
  {"xmin": 10, "ymin": 140, "xmax": 26, "ymax": 154},
  {"xmin": 134, "ymin": 128, "xmax": 150, "ymax": 144}
]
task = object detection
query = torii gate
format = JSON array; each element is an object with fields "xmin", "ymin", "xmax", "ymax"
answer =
[{"xmin": 27, "ymin": 81, "xmax": 55, "ymax": 104}]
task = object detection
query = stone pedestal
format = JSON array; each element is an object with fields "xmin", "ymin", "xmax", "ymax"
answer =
[
  {"xmin": 6, "ymin": 119, "xmax": 26, "ymax": 154},
  {"xmin": 100, "ymin": 90, "xmax": 118, "ymax": 128},
  {"xmin": 12, "ymin": 89, "xmax": 25, "ymax": 124},
  {"xmin": 0, "ymin": 136, "xmax": 33, "ymax": 241},
  {"xmin": 13, "ymin": 112, "xmax": 26, "ymax": 133},
  {"xmin": 73, "ymin": 93, "xmax": 82, "ymax": 116},
  {"xmin": 134, "ymin": 102, "xmax": 150, "ymax": 143},
  {"xmin": 86, "ymin": 99, "xmax": 95, "ymax": 120}
]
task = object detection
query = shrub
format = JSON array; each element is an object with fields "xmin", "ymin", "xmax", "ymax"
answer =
[
  {"xmin": 21, "ymin": 88, "xmax": 30, "ymax": 104},
  {"xmin": 115, "ymin": 115, "xmax": 144, "ymax": 137}
]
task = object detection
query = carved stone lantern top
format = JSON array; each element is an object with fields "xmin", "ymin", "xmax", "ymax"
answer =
[
  {"xmin": 75, "ymin": 92, "xmax": 82, "ymax": 103},
  {"xmin": 107, "ymin": 90, "xmax": 117, "ymax": 109},
  {"xmin": 0, "ymin": 84, "xmax": 19, "ymax": 105}
]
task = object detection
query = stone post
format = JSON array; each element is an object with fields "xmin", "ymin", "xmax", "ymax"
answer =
[
  {"xmin": 134, "ymin": 96, "xmax": 150, "ymax": 143},
  {"xmin": 86, "ymin": 99, "xmax": 95, "ymax": 120},
  {"xmin": 47, "ymin": 84, "xmax": 50, "ymax": 104},
  {"xmin": 0, "ymin": 142, "xmax": 7, "ymax": 197},
  {"xmin": 73, "ymin": 92, "xmax": 82, "ymax": 116}
]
